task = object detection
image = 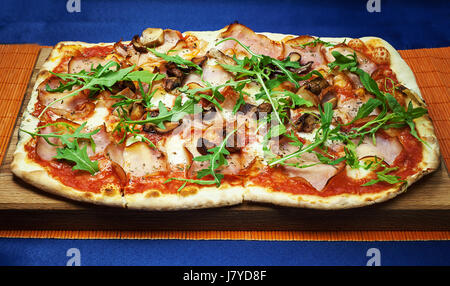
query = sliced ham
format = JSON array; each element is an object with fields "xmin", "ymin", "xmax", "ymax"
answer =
[
  {"xmin": 35, "ymin": 125, "xmax": 60, "ymax": 161},
  {"xmin": 37, "ymin": 76, "xmax": 94, "ymax": 119},
  {"xmin": 68, "ymin": 56, "xmax": 119, "ymax": 74},
  {"xmin": 163, "ymin": 134, "xmax": 191, "ymax": 174},
  {"xmin": 272, "ymin": 138, "xmax": 341, "ymax": 191},
  {"xmin": 355, "ymin": 134, "xmax": 403, "ymax": 165},
  {"xmin": 155, "ymin": 29, "xmax": 182, "ymax": 54},
  {"xmin": 122, "ymin": 142, "xmax": 167, "ymax": 177},
  {"xmin": 217, "ymin": 23, "xmax": 284, "ymax": 59},
  {"xmin": 202, "ymin": 60, "xmax": 233, "ymax": 86},
  {"xmin": 85, "ymin": 125, "xmax": 113, "ymax": 156},
  {"xmin": 35, "ymin": 119, "xmax": 80, "ymax": 161},
  {"xmin": 284, "ymin": 42, "xmax": 328, "ymax": 70},
  {"xmin": 105, "ymin": 143, "xmax": 124, "ymax": 167},
  {"xmin": 327, "ymin": 46, "xmax": 378, "ymax": 76},
  {"xmin": 284, "ymin": 164, "xmax": 340, "ymax": 191}
]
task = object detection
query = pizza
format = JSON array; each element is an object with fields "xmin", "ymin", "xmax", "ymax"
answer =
[{"xmin": 11, "ymin": 23, "xmax": 440, "ymax": 210}]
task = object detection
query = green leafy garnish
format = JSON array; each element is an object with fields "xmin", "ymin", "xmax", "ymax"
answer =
[
  {"xmin": 20, "ymin": 122, "xmax": 100, "ymax": 174},
  {"xmin": 361, "ymin": 166, "xmax": 406, "ymax": 187},
  {"xmin": 55, "ymin": 140, "xmax": 99, "ymax": 175},
  {"xmin": 40, "ymin": 62, "xmax": 162, "ymax": 118},
  {"xmin": 328, "ymin": 51, "xmax": 428, "ymax": 145},
  {"xmin": 216, "ymin": 37, "xmax": 320, "ymax": 140},
  {"xmin": 297, "ymin": 38, "xmax": 335, "ymax": 48},
  {"xmin": 147, "ymin": 48, "xmax": 202, "ymax": 73},
  {"xmin": 193, "ymin": 129, "xmax": 238, "ymax": 186},
  {"xmin": 125, "ymin": 96, "xmax": 201, "ymax": 129}
]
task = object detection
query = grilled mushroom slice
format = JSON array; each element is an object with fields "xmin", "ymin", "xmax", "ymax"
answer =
[
  {"xmin": 238, "ymin": 102, "xmax": 257, "ymax": 115},
  {"xmin": 319, "ymin": 87, "xmax": 337, "ymax": 109},
  {"xmin": 196, "ymin": 138, "xmax": 216, "ymax": 155},
  {"xmin": 287, "ymin": 52, "xmax": 301, "ymax": 62},
  {"xmin": 305, "ymin": 77, "xmax": 330, "ymax": 95},
  {"xmin": 131, "ymin": 35, "xmax": 148, "ymax": 53},
  {"xmin": 143, "ymin": 121, "xmax": 181, "ymax": 134},
  {"xmin": 140, "ymin": 28, "xmax": 164, "ymax": 47},
  {"xmin": 191, "ymin": 55, "xmax": 208, "ymax": 67},
  {"xmin": 293, "ymin": 113, "xmax": 319, "ymax": 133},
  {"xmin": 252, "ymin": 102, "xmax": 273, "ymax": 120},
  {"xmin": 206, "ymin": 48, "xmax": 236, "ymax": 66},
  {"xmin": 163, "ymin": 77, "xmax": 182, "ymax": 92},
  {"xmin": 129, "ymin": 103, "xmax": 145, "ymax": 120}
]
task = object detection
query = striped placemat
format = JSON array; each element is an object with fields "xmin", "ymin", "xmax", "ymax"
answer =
[
  {"xmin": 0, "ymin": 44, "xmax": 41, "ymax": 164},
  {"xmin": 399, "ymin": 47, "xmax": 450, "ymax": 171},
  {"xmin": 0, "ymin": 230, "xmax": 448, "ymax": 241},
  {"xmin": 0, "ymin": 44, "xmax": 448, "ymax": 241}
]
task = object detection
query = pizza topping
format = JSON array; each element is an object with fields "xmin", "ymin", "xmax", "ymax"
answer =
[
  {"xmin": 207, "ymin": 48, "xmax": 237, "ymax": 66},
  {"xmin": 218, "ymin": 23, "xmax": 284, "ymax": 59},
  {"xmin": 68, "ymin": 56, "xmax": 118, "ymax": 74},
  {"xmin": 123, "ymin": 141, "xmax": 167, "ymax": 177},
  {"xmin": 292, "ymin": 113, "xmax": 319, "ymax": 133},
  {"xmin": 22, "ymin": 24, "xmax": 431, "ymax": 198},
  {"xmin": 140, "ymin": 28, "xmax": 165, "ymax": 49},
  {"xmin": 21, "ymin": 121, "xmax": 100, "ymax": 174},
  {"xmin": 305, "ymin": 77, "xmax": 330, "ymax": 95},
  {"xmin": 284, "ymin": 164, "xmax": 340, "ymax": 191},
  {"xmin": 155, "ymin": 29, "xmax": 182, "ymax": 54},
  {"xmin": 355, "ymin": 134, "xmax": 402, "ymax": 165}
]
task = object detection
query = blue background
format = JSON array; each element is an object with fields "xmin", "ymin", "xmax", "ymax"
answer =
[
  {"xmin": 0, "ymin": 0, "xmax": 449, "ymax": 266},
  {"xmin": 1, "ymin": 0, "xmax": 449, "ymax": 49},
  {"xmin": 0, "ymin": 239, "xmax": 449, "ymax": 266}
]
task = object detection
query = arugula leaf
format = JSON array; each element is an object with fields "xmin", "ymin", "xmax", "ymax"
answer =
[
  {"xmin": 20, "ymin": 122, "xmax": 100, "ymax": 174},
  {"xmin": 125, "ymin": 96, "xmax": 201, "ymax": 129},
  {"xmin": 328, "ymin": 51, "xmax": 429, "ymax": 146},
  {"xmin": 312, "ymin": 151, "xmax": 345, "ymax": 165},
  {"xmin": 351, "ymin": 98, "xmax": 383, "ymax": 123},
  {"xmin": 328, "ymin": 51, "xmax": 358, "ymax": 72},
  {"xmin": 55, "ymin": 140, "xmax": 99, "ymax": 175},
  {"xmin": 163, "ymin": 177, "xmax": 217, "ymax": 192},
  {"xmin": 124, "ymin": 71, "xmax": 165, "ymax": 83},
  {"xmin": 192, "ymin": 129, "xmax": 238, "ymax": 186},
  {"xmin": 40, "ymin": 62, "xmax": 137, "ymax": 118},
  {"xmin": 147, "ymin": 48, "xmax": 202, "ymax": 73},
  {"xmin": 268, "ymin": 102, "xmax": 334, "ymax": 167},
  {"xmin": 298, "ymin": 38, "xmax": 335, "ymax": 48},
  {"xmin": 361, "ymin": 166, "xmax": 405, "ymax": 187}
]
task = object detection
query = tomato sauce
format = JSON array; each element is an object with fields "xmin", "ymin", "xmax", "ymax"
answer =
[
  {"xmin": 25, "ymin": 140, "xmax": 123, "ymax": 193},
  {"xmin": 251, "ymin": 128, "xmax": 422, "ymax": 197}
]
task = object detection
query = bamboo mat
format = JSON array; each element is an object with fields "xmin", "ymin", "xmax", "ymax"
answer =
[
  {"xmin": 0, "ymin": 44, "xmax": 41, "ymax": 164},
  {"xmin": 0, "ymin": 44, "xmax": 448, "ymax": 241}
]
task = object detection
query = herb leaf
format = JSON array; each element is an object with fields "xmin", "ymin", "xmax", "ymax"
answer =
[{"xmin": 55, "ymin": 140, "xmax": 99, "ymax": 174}]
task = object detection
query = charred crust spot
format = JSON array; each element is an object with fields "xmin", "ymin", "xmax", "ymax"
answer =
[
  {"xmin": 145, "ymin": 190, "xmax": 161, "ymax": 198},
  {"xmin": 101, "ymin": 184, "xmax": 120, "ymax": 196},
  {"xmin": 179, "ymin": 186, "xmax": 198, "ymax": 197}
]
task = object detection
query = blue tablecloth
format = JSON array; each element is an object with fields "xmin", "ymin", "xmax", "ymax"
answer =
[
  {"xmin": 1, "ymin": 0, "xmax": 449, "ymax": 50},
  {"xmin": 0, "ymin": 0, "xmax": 449, "ymax": 266}
]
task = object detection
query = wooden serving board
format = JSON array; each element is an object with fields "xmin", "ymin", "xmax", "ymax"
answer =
[{"xmin": 0, "ymin": 47, "xmax": 449, "ymax": 231}]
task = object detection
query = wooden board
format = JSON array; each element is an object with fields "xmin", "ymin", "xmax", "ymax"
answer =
[{"xmin": 0, "ymin": 47, "xmax": 449, "ymax": 231}]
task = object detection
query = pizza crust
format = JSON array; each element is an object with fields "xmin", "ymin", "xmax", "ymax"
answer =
[
  {"xmin": 10, "ymin": 28, "xmax": 441, "ymax": 210},
  {"xmin": 125, "ymin": 185, "xmax": 244, "ymax": 211}
]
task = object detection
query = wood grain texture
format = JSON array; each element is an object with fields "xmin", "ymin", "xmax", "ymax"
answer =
[{"xmin": 0, "ymin": 47, "xmax": 449, "ymax": 231}]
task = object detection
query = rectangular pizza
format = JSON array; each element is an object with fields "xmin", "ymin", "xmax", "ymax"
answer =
[{"xmin": 11, "ymin": 23, "xmax": 440, "ymax": 210}]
